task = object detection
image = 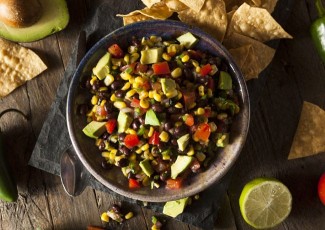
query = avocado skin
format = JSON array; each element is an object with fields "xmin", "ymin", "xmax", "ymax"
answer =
[
  {"xmin": 0, "ymin": 135, "xmax": 18, "ymax": 202},
  {"xmin": 0, "ymin": 0, "xmax": 69, "ymax": 42}
]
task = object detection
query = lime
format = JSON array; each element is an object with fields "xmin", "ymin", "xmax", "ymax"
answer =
[{"xmin": 239, "ymin": 178, "xmax": 292, "ymax": 229}]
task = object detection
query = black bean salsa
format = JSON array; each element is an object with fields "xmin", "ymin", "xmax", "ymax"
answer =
[{"xmin": 80, "ymin": 32, "xmax": 240, "ymax": 189}]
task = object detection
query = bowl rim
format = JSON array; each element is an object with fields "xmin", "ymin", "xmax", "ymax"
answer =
[{"xmin": 66, "ymin": 20, "xmax": 250, "ymax": 202}]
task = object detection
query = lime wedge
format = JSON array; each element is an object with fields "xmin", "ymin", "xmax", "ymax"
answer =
[{"xmin": 239, "ymin": 178, "xmax": 292, "ymax": 229}]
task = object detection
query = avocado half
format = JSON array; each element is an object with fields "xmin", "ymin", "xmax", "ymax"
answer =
[{"xmin": 0, "ymin": 0, "xmax": 69, "ymax": 42}]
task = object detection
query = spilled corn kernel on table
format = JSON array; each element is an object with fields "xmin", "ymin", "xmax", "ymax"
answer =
[{"xmin": 0, "ymin": 0, "xmax": 325, "ymax": 229}]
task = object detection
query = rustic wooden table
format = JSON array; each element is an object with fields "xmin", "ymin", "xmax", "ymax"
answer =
[{"xmin": 0, "ymin": 0, "xmax": 324, "ymax": 229}]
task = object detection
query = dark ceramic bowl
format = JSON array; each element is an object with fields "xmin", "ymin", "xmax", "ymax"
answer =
[{"xmin": 67, "ymin": 20, "xmax": 250, "ymax": 202}]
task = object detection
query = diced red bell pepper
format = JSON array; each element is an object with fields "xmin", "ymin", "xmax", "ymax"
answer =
[
  {"xmin": 108, "ymin": 44, "xmax": 124, "ymax": 58},
  {"xmin": 142, "ymin": 80, "xmax": 151, "ymax": 91},
  {"xmin": 130, "ymin": 98, "xmax": 140, "ymax": 108},
  {"xmin": 129, "ymin": 178, "xmax": 140, "ymax": 188},
  {"xmin": 149, "ymin": 131, "xmax": 160, "ymax": 145},
  {"xmin": 200, "ymin": 64, "xmax": 212, "ymax": 76},
  {"xmin": 120, "ymin": 62, "xmax": 136, "ymax": 74},
  {"xmin": 166, "ymin": 178, "xmax": 183, "ymax": 189},
  {"xmin": 183, "ymin": 114, "xmax": 194, "ymax": 126},
  {"xmin": 134, "ymin": 63, "xmax": 148, "ymax": 74},
  {"xmin": 96, "ymin": 106, "xmax": 107, "ymax": 117},
  {"xmin": 182, "ymin": 91, "xmax": 196, "ymax": 110},
  {"xmin": 152, "ymin": 62, "xmax": 170, "ymax": 75},
  {"xmin": 124, "ymin": 134, "xmax": 140, "ymax": 149},
  {"xmin": 208, "ymin": 78, "xmax": 215, "ymax": 92},
  {"xmin": 194, "ymin": 123, "xmax": 211, "ymax": 142},
  {"xmin": 105, "ymin": 119, "xmax": 117, "ymax": 134}
]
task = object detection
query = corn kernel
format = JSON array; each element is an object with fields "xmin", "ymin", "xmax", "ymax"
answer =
[
  {"xmin": 209, "ymin": 122, "xmax": 218, "ymax": 132},
  {"xmin": 162, "ymin": 53, "xmax": 171, "ymax": 61},
  {"xmin": 177, "ymin": 91, "xmax": 182, "ymax": 100},
  {"xmin": 207, "ymin": 88, "xmax": 213, "ymax": 98},
  {"xmin": 181, "ymin": 54, "xmax": 190, "ymax": 62},
  {"xmin": 148, "ymin": 126, "xmax": 154, "ymax": 137},
  {"xmin": 110, "ymin": 93, "xmax": 117, "ymax": 102},
  {"xmin": 166, "ymin": 89, "xmax": 178, "ymax": 98},
  {"xmin": 112, "ymin": 65, "xmax": 118, "ymax": 70},
  {"xmin": 104, "ymin": 74, "xmax": 114, "ymax": 86},
  {"xmin": 195, "ymin": 66, "xmax": 201, "ymax": 73},
  {"xmin": 135, "ymin": 76, "xmax": 145, "ymax": 84},
  {"xmin": 129, "ymin": 76, "xmax": 135, "ymax": 84},
  {"xmin": 153, "ymin": 92, "xmax": 161, "ymax": 102},
  {"xmin": 159, "ymin": 131, "xmax": 169, "ymax": 142},
  {"xmin": 139, "ymin": 91, "xmax": 149, "ymax": 100},
  {"xmin": 196, "ymin": 152, "xmax": 206, "ymax": 162},
  {"xmin": 171, "ymin": 67, "xmax": 182, "ymax": 78},
  {"xmin": 101, "ymin": 152, "xmax": 110, "ymax": 158},
  {"xmin": 192, "ymin": 135, "xmax": 199, "ymax": 142},
  {"xmin": 99, "ymin": 86, "xmax": 108, "ymax": 92},
  {"xmin": 127, "ymin": 128, "xmax": 137, "ymax": 135},
  {"xmin": 130, "ymin": 53, "xmax": 140, "ymax": 63},
  {"xmin": 135, "ymin": 148, "xmax": 143, "ymax": 154},
  {"xmin": 187, "ymin": 145, "xmax": 195, "ymax": 156},
  {"xmin": 191, "ymin": 60, "xmax": 199, "ymax": 67},
  {"xmin": 114, "ymin": 101, "xmax": 127, "ymax": 109},
  {"xmin": 148, "ymin": 90, "xmax": 154, "ymax": 98},
  {"xmin": 121, "ymin": 82, "xmax": 131, "ymax": 91},
  {"xmin": 91, "ymin": 95, "xmax": 99, "ymax": 105},
  {"xmin": 217, "ymin": 113, "xmax": 228, "ymax": 120},
  {"xmin": 174, "ymin": 121, "xmax": 182, "ymax": 127},
  {"xmin": 198, "ymin": 85, "xmax": 205, "ymax": 96},
  {"xmin": 100, "ymin": 99, "xmax": 107, "ymax": 107},
  {"xmin": 141, "ymin": 143, "xmax": 150, "ymax": 151},
  {"xmin": 101, "ymin": 212, "xmax": 110, "ymax": 222},
  {"xmin": 126, "ymin": 89, "xmax": 137, "ymax": 98},
  {"xmin": 175, "ymin": 102, "xmax": 183, "ymax": 108},
  {"xmin": 140, "ymin": 98, "xmax": 150, "ymax": 109},
  {"xmin": 125, "ymin": 212, "xmax": 134, "ymax": 220},
  {"xmin": 90, "ymin": 76, "xmax": 97, "ymax": 85},
  {"xmin": 196, "ymin": 107, "xmax": 205, "ymax": 115},
  {"xmin": 124, "ymin": 54, "xmax": 130, "ymax": 64},
  {"xmin": 121, "ymin": 72, "xmax": 132, "ymax": 80}
]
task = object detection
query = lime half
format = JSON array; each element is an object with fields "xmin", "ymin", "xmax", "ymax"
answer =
[{"xmin": 239, "ymin": 178, "xmax": 292, "ymax": 229}]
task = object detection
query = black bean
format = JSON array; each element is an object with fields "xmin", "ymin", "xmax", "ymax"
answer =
[
  {"xmin": 171, "ymin": 139, "xmax": 178, "ymax": 146},
  {"xmin": 208, "ymin": 57, "xmax": 222, "ymax": 66},
  {"xmin": 92, "ymin": 81, "xmax": 101, "ymax": 91},
  {"xmin": 174, "ymin": 125, "xmax": 187, "ymax": 137},
  {"xmin": 118, "ymin": 133, "xmax": 126, "ymax": 142},
  {"xmin": 110, "ymin": 81, "xmax": 123, "ymax": 90},
  {"xmin": 115, "ymin": 90, "xmax": 125, "ymax": 98},
  {"xmin": 159, "ymin": 171, "xmax": 170, "ymax": 182},
  {"xmin": 184, "ymin": 68, "xmax": 194, "ymax": 80},
  {"xmin": 127, "ymin": 172, "xmax": 136, "ymax": 179},
  {"xmin": 98, "ymin": 91, "xmax": 110, "ymax": 99},
  {"xmin": 98, "ymin": 140, "xmax": 106, "ymax": 151},
  {"xmin": 105, "ymin": 113, "xmax": 116, "ymax": 120},
  {"xmin": 132, "ymin": 120, "xmax": 141, "ymax": 130},
  {"xmin": 116, "ymin": 158, "xmax": 129, "ymax": 167},
  {"xmin": 138, "ymin": 116, "xmax": 145, "ymax": 125},
  {"xmin": 198, "ymin": 76, "xmax": 209, "ymax": 84},
  {"xmin": 152, "ymin": 103, "xmax": 164, "ymax": 113},
  {"xmin": 119, "ymin": 145, "xmax": 131, "ymax": 156},
  {"xmin": 104, "ymin": 102, "xmax": 114, "ymax": 113},
  {"xmin": 102, "ymin": 132, "xmax": 110, "ymax": 140},
  {"xmin": 167, "ymin": 106, "xmax": 180, "ymax": 114},
  {"xmin": 111, "ymin": 204, "xmax": 121, "ymax": 213},
  {"xmin": 85, "ymin": 79, "xmax": 91, "ymax": 89},
  {"xmin": 164, "ymin": 121, "xmax": 173, "ymax": 131}
]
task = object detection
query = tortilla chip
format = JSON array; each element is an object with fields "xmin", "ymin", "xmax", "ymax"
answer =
[
  {"xmin": 118, "ymin": 2, "xmax": 173, "ymax": 20},
  {"xmin": 253, "ymin": 0, "xmax": 278, "ymax": 13},
  {"xmin": 164, "ymin": 0, "xmax": 188, "ymax": 12},
  {"xmin": 0, "ymin": 39, "xmax": 47, "ymax": 98},
  {"xmin": 179, "ymin": 0, "xmax": 205, "ymax": 12},
  {"xmin": 120, "ymin": 13, "xmax": 153, "ymax": 26},
  {"xmin": 227, "ymin": 3, "xmax": 292, "ymax": 42},
  {"xmin": 228, "ymin": 45, "xmax": 260, "ymax": 80},
  {"xmin": 178, "ymin": 0, "xmax": 227, "ymax": 42},
  {"xmin": 142, "ymin": 0, "xmax": 161, "ymax": 8},
  {"xmin": 223, "ymin": 32, "xmax": 275, "ymax": 79},
  {"xmin": 288, "ymin": 101, "xmax": 325, "ymax": 159}
]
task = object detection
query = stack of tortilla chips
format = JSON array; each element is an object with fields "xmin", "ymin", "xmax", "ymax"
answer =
[{"xmin": 117, "ymin": 0, "xmax": 292, "ymax": 81}]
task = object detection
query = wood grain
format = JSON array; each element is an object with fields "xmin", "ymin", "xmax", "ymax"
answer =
[{"xmin": 0, "ymin": 0, "xmax": 324, "ymax": 229}]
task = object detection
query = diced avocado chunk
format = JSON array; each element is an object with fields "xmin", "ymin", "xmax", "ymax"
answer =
[
  {"xmin": 161, "ymin": 78, "xmax": 176, "ymax": 95},
  {"xmin": 171, "ymin": 155, "xmax": 193, "ymax": 179},
  {"xmin": 82, "ymin": 121, "xmax": 106, "ymax": 139},
  {"xmin": 163, "ymin": 197, "xmax": 189, "ymax": 218},
  {"xmin": 176, "ymin": 32, "xmax": 198, "ymax": 49},
  {"xmin": 145, "ymin": 109, "xmax": 160, "ymax": 126},
  {"xmin": 177, "ymin": 134, "xmax": 190, "ymax": 152},
  {"xmin": 93, "ymin": 52, "xmax": 111, "ymax": 80},
  {"xmin": 139, "ymin": 159, "xmax": 154, "ymax": 177},
  {"xmin": 216, "ymin": 133, "xmax": 229, "ymax": 147},
  {"xmin": 140, "ymin": 47, "xmax": 163, "ymax": 64},
  {"xmin": 218, "ymin": 71, "xmax": 232, "ymax": 90},
  {"xmin": 117, "ymin": 112, "xmax": 133, "ymax": 133},
  {"xmin": 214, "ymin": 97, "xmax": 240, "ymax": 115}
]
